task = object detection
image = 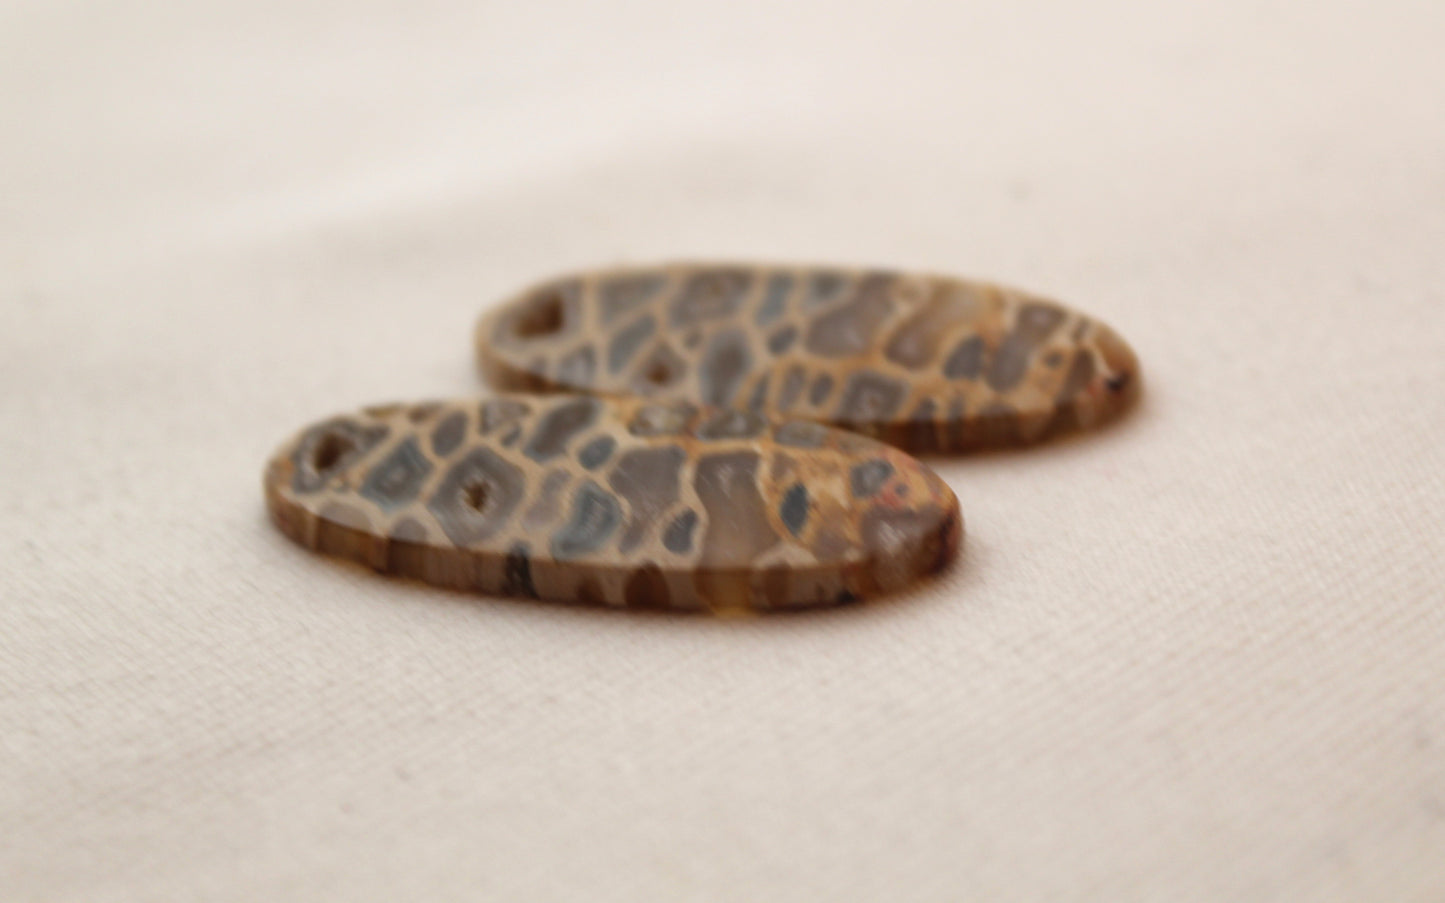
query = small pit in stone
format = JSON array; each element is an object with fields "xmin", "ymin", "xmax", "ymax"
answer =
[
  {"xmin": 311, "ymin": 432, "xmax": 353, "ymax": 473},
  {"xmin": 644, "ymin": 359, "xmax": 679, "ymax": 387},
  {"xmin": 462, "ymin": 480, "xmax": 490, "ymax": 514},
  {"xmin": 513, "ymin": 292, "xmax": 565, "ymax": 339}
]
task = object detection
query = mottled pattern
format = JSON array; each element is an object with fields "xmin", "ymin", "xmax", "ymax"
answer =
[
  {"xmin": 476, "ymin": 263, "xmax": 1141, "ymax": 451},
  {"xmin": 265, "ymin": 394, "xmax": 960, "ymax": 611}
]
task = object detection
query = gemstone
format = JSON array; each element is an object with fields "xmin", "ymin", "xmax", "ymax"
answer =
[
  {"xmin": 476, "ymin": 263, "xmax": 1141, "ymax": 452},
  {"xmin": 264, "ymin": 394, "xmax": 961, "ymax": 611}
]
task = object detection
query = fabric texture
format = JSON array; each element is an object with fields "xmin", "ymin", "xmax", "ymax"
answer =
[{"xmin": 3, "ymin": 2, "xmax": 1443, "ymax": 900}]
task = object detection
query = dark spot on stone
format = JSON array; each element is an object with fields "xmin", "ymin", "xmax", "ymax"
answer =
[
  {"xmin": 780, "ymin": 483, "xmax": 809, "ymax": 536},
  {"xmin": 524, "ymin": 396, "xmax": 598, "ymax": 463},
  {"xmin": 767, "ymin": 324, "xmax": 797, "ymax": 355},
  {"xmin": 683, "ymin": 329, "xmax": 703, "ymax": 349},
  {"xmin": 506, "ymin": 280, "xmax": 579, "ymax": 341},
  {"xmin": 427, "ymin": 448, "xmax": 524, "ymax": 546},
  {"xmin": 462, "ymin": 482, "xmax": 488, "ymax": 512},
  {"xmin": 600, "ymin": 272, "xmax": 667, "ymax": 324},
  {"xmin": 624, "ymin": 563, "xmax": 670, "ymax": 608},
  {"xmin": 577, "ymin": 435, "xmax": 617, "ymax": 470},
  {"xmin": 291, "ymin": 419, "xmax": 389, "ymax": 493},
  {"xmin": 512, "ymin": 296, "xmax": 563, "ymax": 338},
  {"xmin": 850, "ymin": 458, "xmax": 895, "ymax": 498},
  {"xmin": 837, "ymin": 371, "xmax": 906, "ymax": 424},
  {"xmin": 663, "ymin": 509, "xmax": 699, "ymax": 554},
  {"xmin": 629, "ymin": 401, "xmax": 696, "ymax": 437},
  {"xmin": 1105, "ymin": 370, "xmax": 1131, "ymax": 394},
  {"xmin": 500, "ymin": 425, "xmax": 521, "ymax": 447},
  {"xmin": 550, "ymin": 481, "xmax": 622, "ymax": 560},
  {"xmin": 669, "ymin": 268, "xmax": 752, "ymax": 328},
  {"xmin": 834, "ymin": 588, "xmax": 862, "ymax": 606},
  {"xmin": 808, "ymin": 373, "xmax": 834, "ymax": 407},
  {"xmin": 359, "ymin": 438, "xmax": 433, "ymax": 511},
  {"xmin": 699, "ymin": 329, "xmax": 751, "ymax": 407},
  {"xmin": 407, "ymin": 402, "xmax": 443, "ymax": 423},
  {"xmin": 805, "ymin": 273, "xmax": 895, "ymax": 357},
  {"xmin": 696, "ymin": 409, "xmax": 767, "ymax": 440},
  {"xmin": 309, "ymin": 432, "xmax": 351, "ymax": 474},
  {"xmin": 943, "ymin": 335, "xmax": 986, "ymax": 380},
  {"xmin": 479, "ymin": 398, "xmax": 531, "ymax": 435},
  {"xmin": 502, "ymin": 542, "xmax": 538, "ymax": 598},
  {"xmin": 1044, "ymin": 351, "xmax": 1063, "ymax": 368},
  {"xmin": 556, "ymin": 344, "xmax": 596, "ymax": 386},
  {"xmin": 632, "ymin": 341, "xmax": 687, "ymax": 393},
  {"xmin": 986, "ymin": 302, "xmax": 1067, "ymax": 392},
  {"xmin": 389, "ymin": 518, "xmax": 428, "ymax": 542},
  {"xmin": 608, "ymin": 314, "xmax": 655, "ymax": 374},
  {"xmin": 610, "ymin": 446, "xmax": 685, "ymax": 553},
  {"xmin": 774, "ymin": 421, "xmax": 827, "ymax": 448},
  {"xmin": 755, "ymin": 273, "xmax": 794, "ymax": 327},
  {"xmin": 430, "ymin": 411, "xmax": 467, "ymax": 457}
]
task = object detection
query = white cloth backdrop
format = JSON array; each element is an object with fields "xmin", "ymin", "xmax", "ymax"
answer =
[{"xmin": 3, "ymin": 2, "xmax": 1443, "ymax": 900}]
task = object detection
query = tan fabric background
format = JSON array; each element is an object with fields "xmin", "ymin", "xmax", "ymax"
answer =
[{"xmin": 3, "ymin": 1, "xmax": 1444, "ymax": 900}]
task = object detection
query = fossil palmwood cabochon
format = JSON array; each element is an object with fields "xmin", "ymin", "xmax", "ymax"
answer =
[
  {"xmin": 264, "ymin": 394, "xmax": 961, "ymax": 611},
  {"xmin": 478, "ymin": 264, "xmax": 1140, "ymax": 452}
]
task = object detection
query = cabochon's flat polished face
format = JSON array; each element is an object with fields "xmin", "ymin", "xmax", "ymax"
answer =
[
  {"xmin": 264, "ymin": 394, "xmax": 961, "ymax": 611},
  {"xmin": 477, "ymin": 263, "xmax": 1140, "ymax": 452}
]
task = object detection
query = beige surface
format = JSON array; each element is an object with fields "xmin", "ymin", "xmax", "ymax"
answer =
[{"xmin": 3, "ymin": 1, "xmax": 1444, "ymax": 900}]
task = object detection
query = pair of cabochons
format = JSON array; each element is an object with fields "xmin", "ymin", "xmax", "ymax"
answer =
[{"xmin": 264, "ymin": 263, "xmax": 1141, "ymax": 612}]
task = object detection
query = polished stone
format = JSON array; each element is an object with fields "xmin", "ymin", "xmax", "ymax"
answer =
[
  {"xmin": 476, "ymin": 263, "xmax": 1141, "ymax": 452},
  {"xmin": 265, "ymin": 394, "xmax": 961, "ymax": 611}
]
